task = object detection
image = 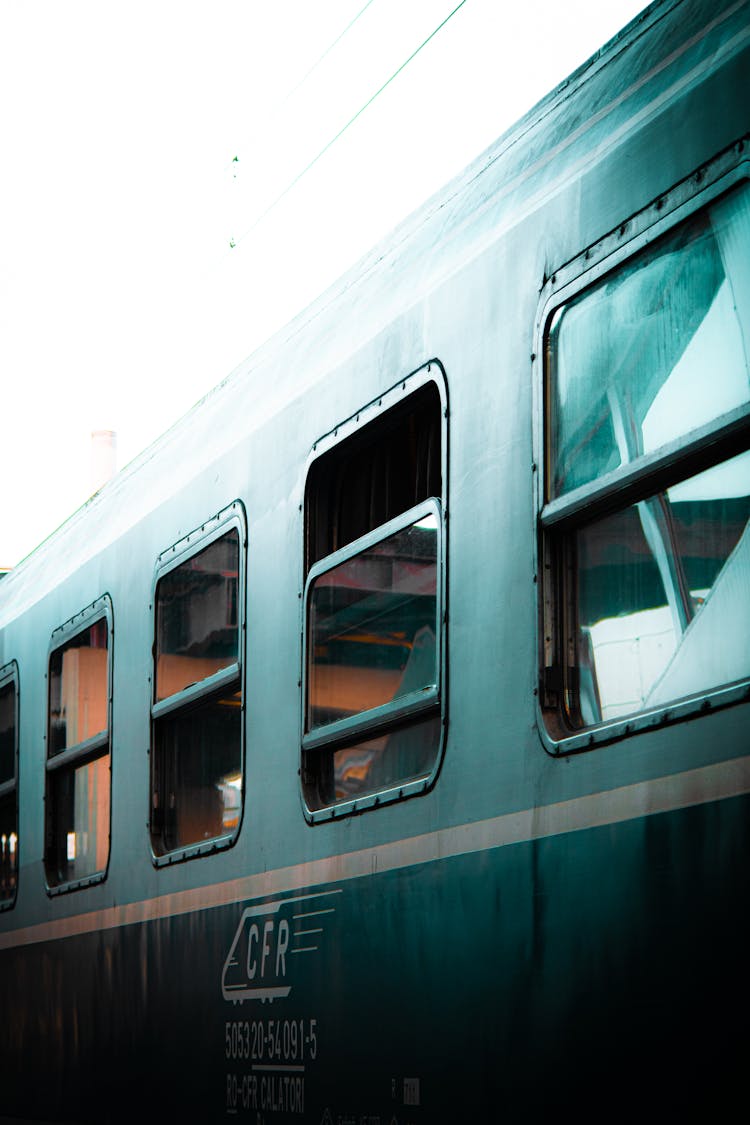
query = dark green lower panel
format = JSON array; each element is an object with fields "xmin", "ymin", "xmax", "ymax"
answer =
[{"xmin": 1, "ymin": 794, "xmax": 747, "ymax": 1123}]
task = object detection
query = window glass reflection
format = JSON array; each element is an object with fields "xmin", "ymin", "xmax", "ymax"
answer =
[
  {"xmin": 46, "ymin": 614, "xmax": 111, "ymax": 889},
  {"xmin": 151, "ymin": 692, "xmax": 242, "ymax": 854},
  {"xmin": 550, "ymin": 184, "xmax": 750, "ymax": 497},
  {"xmin": 48, "ymin": 620, "xmax": 108, "ymax": 754},
  {"xmin": 151, "ymin": 520, "xmax": 244, "ymax": 858},
  {"xmin": 0, "ymin": 678, "xmax": 17, "ymax": 901},
  {"xmin": 573, "ymin": 452, "xmax": 750, "ymax": 725},
  {"xmin": 0, "ymin": 681, "xmax": 14, "ymax": 785},
  {"xmin": 0, "ymin": 797, "xmax": 17, "ymax": 900},
  {"xmin": 307, "ymin": 513, "xmax": 438, "ymax": 732},
  {"xmin": 303, "ymin": 714, "xmax": 441, "ymax": 811},
  {"xmin": 155, "ymin": 531, "xmax": 239, "ymax": 701},
  {"xmin": 46, "ymin": 753, "xmax": 110, "ymax": 885}
]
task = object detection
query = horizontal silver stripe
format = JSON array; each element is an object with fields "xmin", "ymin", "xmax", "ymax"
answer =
[{"xmin": 1, "ymin": 755, "xmax": 747, "ymax": 951}]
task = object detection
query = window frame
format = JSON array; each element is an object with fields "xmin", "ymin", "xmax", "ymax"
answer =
[
  {"xmin": 44, "ymin": 596, "xmax": 113, "ymax": 894},
  {"xmin": 0, "ymin": 660, "xmax": 19, "ymax": 911},
  {"xmin": 303, "ymin": 496, "xmax": 443, "ymax": 752},
  {"xmin": 534, "ymin": 142, "xmax": 750, "ymax": 755},
  {"xmin": 149, "ymin": 500, "xmax": 247, "ymax": 865},
  {"xmin": 300, "ymin": 361, "xmax": 448, "ymax": 822}
]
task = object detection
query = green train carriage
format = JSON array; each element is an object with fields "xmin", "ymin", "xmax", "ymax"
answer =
[{"xmin": 1, "ymin": 0, "xmax": 748, "ymax": 1120}]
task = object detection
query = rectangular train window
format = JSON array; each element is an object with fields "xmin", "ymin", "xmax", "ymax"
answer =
[
  {"xmin": 0, "ymin": 663, "xmax": 19, "ymax": 909},
  {"xmin": 302, "ymin": 373, "xmax": 446, "ymax": 818},
  {"xmin": 45, "ymin": 601, "xmax": 112, "ymax": 890},
  {"xmin": 541, "ymin": 180, "xmax": 750, "ymax": 739},
  {"xmin": 150, "ymin": 504, "xmax": 245, "ymax": 859}
]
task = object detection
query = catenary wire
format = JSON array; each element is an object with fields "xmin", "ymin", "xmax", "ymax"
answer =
[
  {"xmin": 226, "ymin": 0, "xmax": 379, "ymax": 175},
  {"xmin": 231, "ymin": 0, "xmax": 470, "ymax": 248},
  {"xmin": 284, "ymin": 0, "xmax": 379, "ymax": 103}
]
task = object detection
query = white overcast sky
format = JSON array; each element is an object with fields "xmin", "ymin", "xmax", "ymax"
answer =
[{"xmin": 0, "ymin": 0, "xmax": 647, "ymax": 568}]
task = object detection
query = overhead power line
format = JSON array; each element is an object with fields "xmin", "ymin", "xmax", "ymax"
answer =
[
  {"xmin": 285, "ymin": 0, "xmax": 378, "ymax": 102},
  {"xmin": 227, "ymin": 0, "xmax": 379, "ymax": 175},
  {"xmin": 232, "ymin": 0, "xmax": 470, "ymax": 248}
]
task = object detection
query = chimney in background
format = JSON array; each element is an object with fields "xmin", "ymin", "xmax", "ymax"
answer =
[{"xmin": 90, "ymin": 430, "xmax": 117, "ymax": 494}]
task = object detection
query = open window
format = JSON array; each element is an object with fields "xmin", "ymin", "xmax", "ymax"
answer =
[
  {"xmin": 540, "ymin": 174, "xmax": 750, "ymax": 746},
  {"xmin": 150, "ymin": 503, "xmax": 245, "ymax": 860},
  {"xmin": 45, "ymin": 600, "xmax": 112, "ymax": 891},
  {"xmin": 302, "ymin": 369, "xmax": 447, "ymax": 818},
  {"xmin": 0, "ymin": 662, "xmax": 19, "ymax": 909}
]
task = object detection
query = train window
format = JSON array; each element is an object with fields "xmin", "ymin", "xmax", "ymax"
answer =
[
  {"xmin": 0, "ymin": 663, "xmax": 19, "ymax": 909},
  {"xmin": 541, "ymin": 179, "xmax": 750, "ymax": 742},
  {"xmin": 45, "ymin": 601, "xmax": 112, "ymax": 891},
  {"xmin": 302, "ymin": 372, "xmax": 446, "ymax": 818},
  {"xmin": 150, "ymin": 504, "xmax": 245, "ymax": 860}
]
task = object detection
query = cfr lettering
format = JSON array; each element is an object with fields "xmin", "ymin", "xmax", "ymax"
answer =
[{"xmin": 246, "ymin": 918, "xmax": 289, "ymax": 979}]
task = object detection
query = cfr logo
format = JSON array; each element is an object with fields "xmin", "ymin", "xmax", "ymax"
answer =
[
  {"xmin": 222, "ymin": 889, "xmax": 340, "ymax": 1004},
  {"xmin": 246, "ymin": 916, "xmax": 289, "ymax": 981}
]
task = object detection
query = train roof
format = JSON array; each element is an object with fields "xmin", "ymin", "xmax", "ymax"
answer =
[{"xmin": 0, "ymin": 0, "xmax": 739, "ymax": 622}]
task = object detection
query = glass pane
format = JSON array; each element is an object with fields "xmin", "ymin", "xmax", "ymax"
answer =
[
  {"xmin": 571, "ymin": 452, "xmax": 750, "ymax": 726},
  {"xmin": 151, "ymin": 689, "xmax": 242, "ymax": 855},
  {"xmin": 306, "ymin": 381, "xmax": 442, "ymax": 567},
  {"xmin": 0, "ymin": 794, "xmax": 18, "ymax": 900},
  {"xmin": 155, "ymin": 530, "xmax": 240, "ymax": 702},
  {"xmin": 0, "ymin": 680, "xmax": 15, "ymax": 784},
  {"xmin": 550, "ymin": 183, "xmax": 750, "ymax": 498},
  {"xmin": 48, "ymin": 620, "xmax": 108, "ymax": 755},
  {"xmin": 45, "ymin": 752, "xmax": 110, "ymax": 886},
  {"xmin": 303, "ymin": 714, "xmax": 441, "ymax": 811},
  {"xmin": 307, "ymin": 513, "xmax": 438, "ymax": 732}
]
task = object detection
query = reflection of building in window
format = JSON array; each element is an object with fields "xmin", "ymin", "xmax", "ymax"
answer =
[
  {"xmin": 543, "ymin": 181, "xmax": 750, "ymax": 732},
  {"xmin": 150, "ymin": 515, "xmax": 244, "ymax": 858},
  {"xmin": 303, "ymin": 377, "xmax": 445, "ymax": 813},
  {"xmin": 45, "ymin": 611, "xmax": 111, "ymax": 889},
  {"xmin": 0, "ymin": 667, "xmax": 18, "ymax": 907}
]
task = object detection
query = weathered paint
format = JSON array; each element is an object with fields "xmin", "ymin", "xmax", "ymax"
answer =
[
  {"xmin": 1, "ymin": 793, "xmax": 747, "ymax": 1120},
  {"xmin": 1, "ymin": 1, "xmax": 748, "ymax": 1121}
]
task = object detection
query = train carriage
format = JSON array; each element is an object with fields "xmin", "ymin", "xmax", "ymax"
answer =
[{"xmin": 1, "ymin": 0, "xmax": 748, "ymax": 1120}]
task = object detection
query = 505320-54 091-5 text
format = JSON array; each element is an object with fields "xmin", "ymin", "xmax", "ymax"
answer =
[{"xmin": 225, "ymin": 1018, "xmax": 318, "ymax": 1064}]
